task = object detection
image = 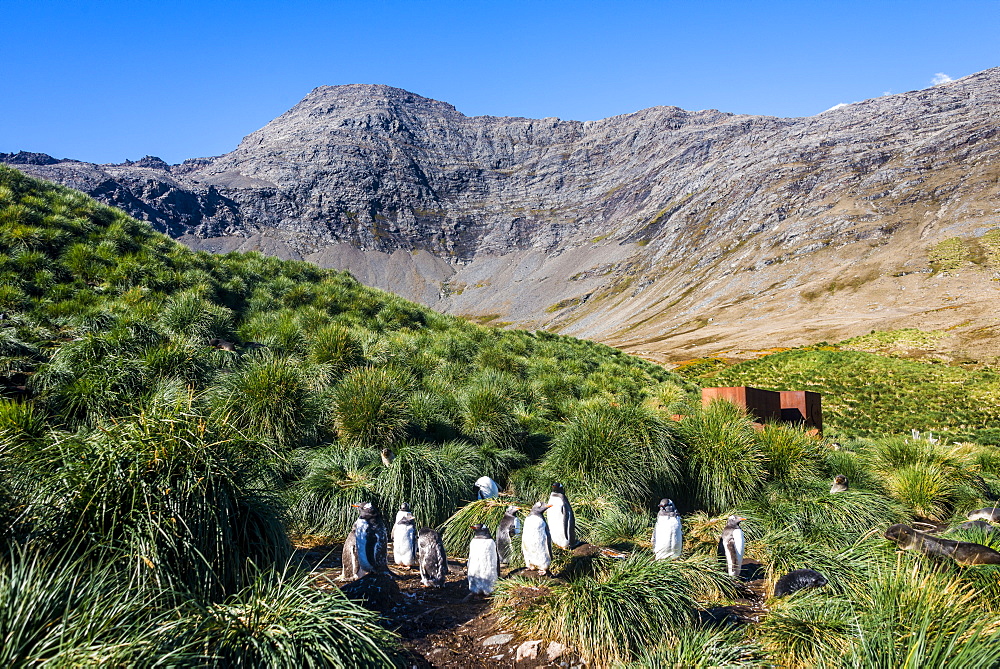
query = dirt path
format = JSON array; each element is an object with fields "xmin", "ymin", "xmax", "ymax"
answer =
[{"xmin": 296, "ymin": 542, "xmax": 582, "ymax": 668}]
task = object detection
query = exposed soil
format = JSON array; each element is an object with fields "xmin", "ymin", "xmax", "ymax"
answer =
[
  {"xmin": 296, "ymin": 540, "xmax": 769, "ymax": 668},
  {"xmin": 295, "ymin": 541, "xmax": 585, "ymax": 668}
]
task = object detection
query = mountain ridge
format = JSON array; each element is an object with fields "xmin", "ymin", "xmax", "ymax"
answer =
[{"xmin": 6, "ymin": 67, "xmax": 1000, "ymax": 362}]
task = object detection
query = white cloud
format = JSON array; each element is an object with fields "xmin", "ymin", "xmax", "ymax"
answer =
[{"xmin": 931, "ymin": 72, "xmax": 953, "ymax": 86}]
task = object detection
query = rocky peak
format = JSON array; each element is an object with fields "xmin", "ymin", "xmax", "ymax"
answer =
[
  {"xmin": 0, "ymin": 151, "xmax": 64, "ymax": 165},
  {"xmin": 6, "ymin": 67, "xmax": 1000, "ymax": 361}
]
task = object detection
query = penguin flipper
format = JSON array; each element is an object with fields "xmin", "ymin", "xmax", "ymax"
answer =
[{"xmin": 723, "ymin": 537, "xmax": 740, "ymax": 575}]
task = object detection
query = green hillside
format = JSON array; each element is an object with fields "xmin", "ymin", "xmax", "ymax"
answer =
[
  {"xmin": 683, "ymin": 344, "xmax": 1000, "ymax": 443},
  {"xmin": 5, "ymin": 164, "xmax": 1000, "ymax": 667}
]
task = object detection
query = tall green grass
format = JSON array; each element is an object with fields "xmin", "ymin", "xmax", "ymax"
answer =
[{"xmin": 493, "ymin": 554, "xmax": 699, "ymax": 665}]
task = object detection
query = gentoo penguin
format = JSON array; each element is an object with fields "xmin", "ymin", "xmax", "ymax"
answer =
[
  {"xmin": 967, "ymin": 507, "xmax": 1000, "ymax": 523},
  {"xmin": 652, "ymin": 498, "xmax": 683, "ymax": 560},
  {"xmin": 392, "ymin": 502, "xmax": 418, "ymax": 567},
  {"xmin": 545, "ymin": 482, "xmax": 577, "ymax": 550},
  {"xmin": 467, "ymin": 523, "xmax": 499, "ymax": 595},
  {"xmin": 718, "ymin": 515, "xmax": 746, "ymax": 578},
  {"xmin": 885, "ymin": 523, "xmax": 1000, "ymax": 565},
  {"xmin": 341, "ymin": 501, "xmax": 388, "ymax": 580},
  {"xmin": 773, "ymin": 569, "xmax": 829, "ymax": 597},
  {"xmin": 830, "ymin": 475, "xmax": 849, "ymax": 493},
  {"xmin": 417, "ymin": 528, "xmax": 448, "ymax": 587},
  {"xmin": 496, "ymin": 505, "xmax": 521, "ymax": 566},
  {"xmin": 522, "ymin": 502, "xmax": 553, "ymax": 574},
  {"xmin": 475, "ymin": 476, "xmax": 500, "ymax": 500},
  {"xmin": 380, "ymin": 448, "xmax": 395, "ymax": 467}
]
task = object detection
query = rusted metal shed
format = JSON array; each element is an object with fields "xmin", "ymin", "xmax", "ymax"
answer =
[{"xmin": 702, "ymin": 386, "xmax": 822, "ymax": 433}]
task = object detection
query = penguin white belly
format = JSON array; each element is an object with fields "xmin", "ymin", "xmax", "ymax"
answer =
[
  {"xmin": 467, "ymin": 538, "xmax": 499, "ymax": 594},
  {"xmin": 726, "ymin": 528, "xmax": 744, "ymax": 577},
  {"xmin": 354, "ymin": 518, "xmax": 373, "ymax": 574},
  {"xmin": 545, "ymin": 496, "xmax": 573, "ymax": 549},
  {"xmin": 653, "ymin": 516, "xmax": 683, "ymax": 560},
  {"xmin": 393, "ymin": 524, "xmax": 417, "ymax": 566},
  {"xmin": 522, "ymin": 515, "xmax": 552, "ymax": 571}
]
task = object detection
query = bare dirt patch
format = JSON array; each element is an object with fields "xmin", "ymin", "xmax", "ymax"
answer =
[{"xmin": 296, "ymin": 542, "xmax": 583, "ymax": 668}]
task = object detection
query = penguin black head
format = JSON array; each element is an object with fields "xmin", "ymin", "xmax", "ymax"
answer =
[
  {"xmin": 833, "ymin": 475, "xmax": 848, "ymax": 486},
  {"xmin": 352, "ymin": 501, "xmax": 381, "ymax": 520},
  {"xmin": 399, "ymin": 502, "xmax": 411, "ymax": 512},
  {"xmin": 551, "ymin": 482, "xmax": 566, "ymax": 496},
  {"xmin": 530, "ymin": 501, "xmax": 551, "ymax": 516},
  {"xmin": 504, "ymin": 505, "xmax": 519, "ymax": 517},
  {"xmin": 725, "ymin": 515, "xmax": 746, "ymax": 529},
  {"xmin": 658, "ymin": 498, "xmax": 675, "ymax": 510},
  {"xmin": 470, "ymin": 523, "xmax": 493, "ymax": 539}
]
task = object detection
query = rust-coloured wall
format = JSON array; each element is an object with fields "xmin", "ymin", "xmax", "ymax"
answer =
[
  {"xmin": 702, "ymin": 386, "xmax": 822, "ymax": 433},
  {"xmin": 779, "ymin": 390, "xmax": 823, "ymax": 432},
  {"xmin": 701, "ymin": 386, "xmax": 782, "ymax": 423}
]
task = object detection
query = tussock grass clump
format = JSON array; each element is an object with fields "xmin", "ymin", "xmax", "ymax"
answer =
[
  {"xmin": 21, "ymin": 406, "xmax": 290, "ymax": 599},
  {"xmin": 868, "ymin": 437, "xmax": 985, "ymax": 519},
  {"xmin": 756, "ymin": 592, "xmax": 856, "ymax": 667},
  {"xmin": 379, "ymin": 440, "xmax": 481, "ymax": 528},
  {"xmin": 289, "ymin": 439, "xmax": 520, "ymax": 540},
  {"xmin": 331, "ymin": 366, "xmax": 412, "ymax": 448},
  {"xmin": 457, "ymin": 371, "xmax": 523, "ymax": 448},
  {"xmin": 0, "ymin": 547, "xmax": 181, "ymax": 667},
  {"xmin": 493, "ymin": 554, "xmax": 698, "ymax": 665},
  {"xmin": 750, "ymin": 531, "xmax": 881, "ymax": 593},
  {"xmin": 439, "ymin": 497, "xmax": 519, "ymax": 557},
  {"xmin": 585, "ymin": 502, "xmax": 653, "ymax": 550},
  {"xmin": 845, "ymin": 559, "xmax": 1000, "ymax": 667},
  {"xmin": 285, "ymin": 446, "xmax": 381, "ymax": 539},
  {"xmin": 307, "ymin": 324, "xmax": 364, "ymax": 376},
  {"xmin": 170, "ymin": 565, "xmax": 401, "ymax": 668},
  {"xmin": 544, "ymin": 401, "xmax": 678, "ymax": 502},
  {"xmin": 208, "ymin": 353, "xmax": 326, "ymax": 449},
  {"xmin": 621, "ymin": 624, "xmax": 752, "ymax": 668},
  {"xmin": 750, "ymin": 487, "xmax": 910, "ymax": 546},
  {"xmin": 754, "ymin": 423, "xmax": 825, "ymax": 485},
  {"xmin": 672, "ymin": 400, "xmax": 766, "ymax": 513}
]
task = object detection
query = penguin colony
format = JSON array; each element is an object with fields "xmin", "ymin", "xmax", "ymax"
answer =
[
  {"xmin": 339, "ymin": 478, "xmax": 847, "ymax": 601},
  {"xmin": 338, "ymin": 468, "xmax": 1000, "ymax": 606}
]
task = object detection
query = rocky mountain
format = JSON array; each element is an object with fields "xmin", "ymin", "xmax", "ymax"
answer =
[{"xmin": 7, "ymin": 68, "xmax": 1000, "ymax": 363}]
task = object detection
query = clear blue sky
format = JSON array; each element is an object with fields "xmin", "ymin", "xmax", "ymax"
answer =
[{"xmin": 2, "ymin": 0, "xmax": 998, "ymax": 165}]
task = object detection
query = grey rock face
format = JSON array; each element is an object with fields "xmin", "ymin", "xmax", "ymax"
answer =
[{"xmin": 8, "ymin": 69, "xmax": 1000, "ymax": 357}]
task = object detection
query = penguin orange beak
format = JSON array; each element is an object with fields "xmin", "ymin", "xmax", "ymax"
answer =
[{"xmin": 351, "ymin": 503, "xmax": 361, "ymax": 508}]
